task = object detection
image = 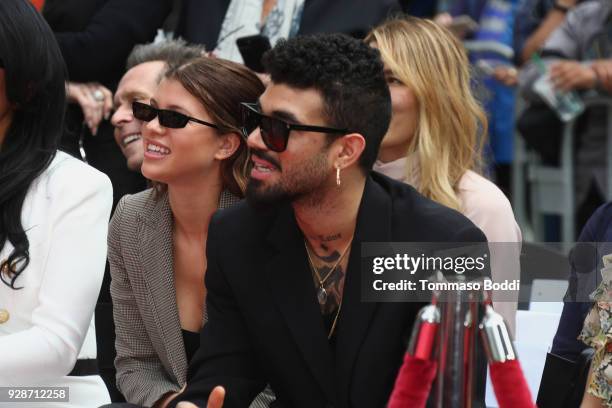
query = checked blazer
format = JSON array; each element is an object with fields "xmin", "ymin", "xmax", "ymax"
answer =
[{"xmin": 108, "ymin": 188, "xmax": 242, "ymax": 406}]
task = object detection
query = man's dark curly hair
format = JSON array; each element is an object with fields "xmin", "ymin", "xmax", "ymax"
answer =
[{"xmin": 262, "ymin": 33, "xmax": 391, "ymax": 171}]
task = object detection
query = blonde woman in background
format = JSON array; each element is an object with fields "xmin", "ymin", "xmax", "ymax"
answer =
[{"xmin": 366, "ymin": 16, "xmax": 521, "ymax": 334}]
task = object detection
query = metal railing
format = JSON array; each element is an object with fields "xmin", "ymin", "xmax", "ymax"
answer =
[{"xmin": 513, "ymin": 96, "xmax": 612, "ymax": 244}]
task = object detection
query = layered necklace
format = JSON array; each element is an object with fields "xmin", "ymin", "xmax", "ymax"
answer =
[{"xmin": 304, "ymin": 238, "xmax": 353, "ymax": 306}]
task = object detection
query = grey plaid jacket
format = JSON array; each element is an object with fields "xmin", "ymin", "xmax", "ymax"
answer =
[{"xmin": 109, "ymin": 188, "xmax": 272, "ymax": 407}]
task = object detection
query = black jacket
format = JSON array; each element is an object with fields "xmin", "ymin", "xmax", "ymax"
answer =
[
  {"xmin": 173, "ymin": 173, "xmax": 486, "ymax": 408},
  {"xmin": 46, "ymin": 0, "xmax": 172, "ymax": 85},
  {"xmin": 176, "ymin": 0, "xmax": 402, "ymax": 50}
]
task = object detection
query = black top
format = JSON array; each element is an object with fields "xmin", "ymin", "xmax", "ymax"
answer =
[
  {"xmin": 182, "ymin": 329, "xmax": 200, "ymax": 364},
  {"xmin": 170, "ymin": 172, "xmax": 487, "ymax": 408}
]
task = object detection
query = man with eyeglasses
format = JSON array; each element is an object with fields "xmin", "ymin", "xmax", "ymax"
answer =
[{"xmin": 170, "ymin": 34, "xmax": 486, "ymax": 408}]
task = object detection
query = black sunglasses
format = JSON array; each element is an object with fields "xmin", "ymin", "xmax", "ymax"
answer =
[
  {"xmin": 132, "ymin": 101, "xmax": 218, "ymax": 129},
  {"xmin": 240, "ymin": 102, "xmax": 348, "ymax": 152}
]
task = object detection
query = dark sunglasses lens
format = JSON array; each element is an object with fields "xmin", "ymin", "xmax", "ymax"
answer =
[
  {"xmin": 241, "ymin": 105, "xmax": 260, "ymax": 137},
  {"xmin": 0, "ymin": 58, "xmax": 4, "ymax": 68},
  {"xmin": 260, "ymin": 117, "xmax": 288, "ymax": 152},
  {"xmin": 159, "ymin": 110, "xmax": 189, "ymax": 128},
  {"xmin": 132, "ymin": 102, "xmax": 157, "ymax": 121}
]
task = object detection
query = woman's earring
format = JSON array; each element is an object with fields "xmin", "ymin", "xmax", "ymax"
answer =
[{"xmin": 336, "ymin": 166, "xmax": 341, "ymax": 187}]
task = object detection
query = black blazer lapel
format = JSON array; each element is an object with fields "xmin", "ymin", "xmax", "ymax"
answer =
[
  {"xmin": 335, "ymin": 176, "xmax": 393, "ymax": 402},
  {"xmin": 264, "ymin": 204, "xmax": 337, "ymax": 404},
  {"xmin": 138, "ymin": 193, "xmax": 187, "ymax": 384}
]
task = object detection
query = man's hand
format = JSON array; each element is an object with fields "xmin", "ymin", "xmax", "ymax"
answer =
[
  {"xmin": 176, "ymin": 386, "xmax": 226, "ymax": 408},
  {"xmin": 591, "ymin": 59, "xmax": 612, "ymax": 93},
  {"xmin": 549, "ymin": 61, "xmax": 597, "ymax": 92},
  {"xmin": 555, "ymin": 0, "xmax": 577, "ymax": 8},
  {"xmin": 207, "ymin": 387, "xmax": 226, "ymax": 408},
  {"xmin": 66, "ymin": 82, "xmax": 113, "ymax": 135},
  {"xmin": 493, "ymin": 66, "xmax": 518, "ymax": 86}
]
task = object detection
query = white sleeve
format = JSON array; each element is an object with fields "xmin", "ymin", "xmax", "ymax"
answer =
[{"xmin": 0, "ymin": 163, "xmax": 113, "ymax": 385}]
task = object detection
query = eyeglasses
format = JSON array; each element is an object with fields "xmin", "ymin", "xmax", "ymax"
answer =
[
  {"xmin": 132, "ymin": 101, "xmax": 218, "ymax": 129},
  {"xmin": 240, "ymin": 102, "xmax": 348, "ymax": 152}
]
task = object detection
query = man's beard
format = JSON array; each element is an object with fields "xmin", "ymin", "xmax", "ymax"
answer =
[
  {"xmin": 245, "ymin": 177, "xmax": 290, "ymax": 210},
  {"xmin": 246, "ymin": 150, "xmax": 330, "ymax": 210}
]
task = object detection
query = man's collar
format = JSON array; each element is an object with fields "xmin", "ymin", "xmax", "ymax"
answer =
[{"xmin": 265, "ymin": 175, "xmax": 393, "ymax": 252}]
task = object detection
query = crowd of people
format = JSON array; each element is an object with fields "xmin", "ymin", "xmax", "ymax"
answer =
[{"xmin": 0, "ymin": 0, "xmax": 611, "ymax": 407}]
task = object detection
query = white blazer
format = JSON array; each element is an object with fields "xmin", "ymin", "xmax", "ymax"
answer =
[{"xmin": 0, "ymin": 151, "xmax": 113, "ymax": 407}]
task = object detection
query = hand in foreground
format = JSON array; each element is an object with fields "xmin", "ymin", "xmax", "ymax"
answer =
[
  {"xmin": 176, "ymin": 386, "xmax": 226, "ymax": 408},
  {"xmin": 66, "ymin": 82, "xmax": 113, "ymax": 135},
  {"xmin": 591, "ymin": 59, "xmax": 612, "ymax": 93},
  {"xmin": 549, "ymin": 61, "xmax": 597, "ymax": 92}
]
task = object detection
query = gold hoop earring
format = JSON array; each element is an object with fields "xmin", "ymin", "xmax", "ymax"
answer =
[{"xmin": 336, "ymin": 166, "xmax": 341, "ymax": 187}]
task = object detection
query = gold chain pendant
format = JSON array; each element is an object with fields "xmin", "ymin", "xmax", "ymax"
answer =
[{"xmin": 317, "ymin": 285, "xmax": 328, "ymax": 305}]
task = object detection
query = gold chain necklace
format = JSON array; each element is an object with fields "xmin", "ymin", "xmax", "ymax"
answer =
[
  {"xmin": 304, "ymin": 238, "xmax": 352, "ymax": 305},
  {"xmin": 327, "ymin": 298, "xmax": 343, "ymax": 339}
]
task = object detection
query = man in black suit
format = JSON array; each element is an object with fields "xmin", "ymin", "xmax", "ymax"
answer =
[{"xmin": 171, "ymin": 34, "xmax": 486, "ymax": 408}]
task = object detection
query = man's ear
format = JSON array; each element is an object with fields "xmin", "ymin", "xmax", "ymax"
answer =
[
  {"xmin": 333, "ymin": 133, "xmax": 366, "ymax": 169},
  {"xmin": 214, "ymin": 132, "xmax": 242, "ymax": 160}
]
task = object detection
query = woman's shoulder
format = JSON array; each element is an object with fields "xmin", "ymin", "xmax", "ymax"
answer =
[
  {"xmin": 43, "ymin": 151, "xmax": 112, "ymax": 192},
  {"xmin": 111, "ymin": 188, "xmax": 160, "ymax": 229},
  {"xmin": 118, "ymin": 188, "xmax": 158, "ymax": 213},
  {"xmin": 33, "ymin": 151, "xmax": 112, "ymax": 205},
  {"xmin": 458, "ymin": 170, "xmax": 521, "ymax": 242},
  {"xmin": 459, "ymin": 170, "xmax": 511, "ymax": 210}
]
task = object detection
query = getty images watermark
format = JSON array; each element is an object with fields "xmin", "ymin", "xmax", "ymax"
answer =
[
  {"xmin": 359, "ymin": 242, "xmax": 607, "ymax": 303},
  {"xmin": 371, "ymin": 251, "xmax": 518, "ymax": 292}
]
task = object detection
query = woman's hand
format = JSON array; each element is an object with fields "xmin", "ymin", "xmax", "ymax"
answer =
[{"xmin": 66, "ymin": 82, "xmax": 112, "ymax": 135}]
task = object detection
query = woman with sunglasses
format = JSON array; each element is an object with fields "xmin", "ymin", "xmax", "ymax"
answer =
[
  {"xmin": 0, "ymin": 0, "xmax": 113, "ymax": 406},
  {"xmin": 366, "ymin": 17, "xmax": 522, "ymax": 333},
  {"xmin": 106, "ymin": 57, "xmax": 270, "ymax": 408}
]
